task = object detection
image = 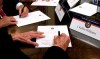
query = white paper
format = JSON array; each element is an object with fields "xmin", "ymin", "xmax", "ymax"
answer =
[
  {"xmin": 14, "ymin": 11, "xmax": 50, "ymax": 27},
  {"xmin": 69, "ymin": 2, "xmax": 97, "ymax": 16},
  {"xmin": 36, "ymin": 25, "xmax": 72, "ymax": 48},
  {"xmin": 55, "ymin": 4, "xmax": 65, "ymax": 22},
  {"xmin": 67, "ymin": 0, "xmax": 79, "ymax": 7},
  {"xmin": 31, "ymin": 0, "xmax": 60, "ymax": 6}
]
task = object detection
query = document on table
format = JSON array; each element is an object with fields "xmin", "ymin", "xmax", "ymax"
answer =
[
  {"xmin": 14, "ymin": 11, "xmax": 50, "ymax": 27},
  {"xmin": 31, "ymin": 0, "xmax": 60, "ymax": 6},
  {"xmin": 36, "ymin": 25, "xmax": 72, "ymax": 48},
  {"xmin": 55, "ymin": 4, "xmax": 65, "ymax": 22},
  {"xmin": 69, "ymin": 2, "xmax": 97, "ymax": 16}
]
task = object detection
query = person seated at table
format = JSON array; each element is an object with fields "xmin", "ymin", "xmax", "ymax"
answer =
[
  {"xmin": 0, "ymin": 0, "xmax": 44, "ymax": 59},
  {"xmin": 42, "ymin": 33, "xmax": 70, "ymax": 59},
  {"xmin": 2, "ymin": 0, "xmax": 29, "ymax": 17},
  {"xmin": 0, "ymin": 0, "xmax": 70, "ymax": 59},
  {"xmin": 0, "ymin": 25, "xmax": 70, "ymax": 59},
  {"xmin": 0, "ymin": 0, "xmax": 42, "ymax": 46}
]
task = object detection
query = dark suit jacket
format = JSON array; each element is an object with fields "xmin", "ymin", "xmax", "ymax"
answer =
[
  {"xmin": 43, "ymin": 46, "xmax": 70, "ymax": 59},
  {"xmin": 0, "ymin": 0, "xmax": 70, "ymax": 58},
  {"xmin": 2, "ymin": 0, "xmax": 19, "ymax": 16},
  {"xmin": 0, "ymin": 0, "xmax": 30, "ymax": 58},
  {"xmin": 0, "ymin": 27, "xmax": 30, "ymax": 59}
]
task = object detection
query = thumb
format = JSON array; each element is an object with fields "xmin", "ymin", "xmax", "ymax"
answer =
[
  {"xmin": 10, "ymin": 22, "xmax": 17, "ymax": 25},
  {"xmin": 54, "ymin": 35, "xmax": 57, "ymax": 39},
  {"xmin": 26, "ymin": 40, "xmax": 39, "ymax": 46}
]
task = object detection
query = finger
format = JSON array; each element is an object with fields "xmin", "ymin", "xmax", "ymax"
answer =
[
  {"xmin": 9, "ymin": 16, "xmax": 15, "ymax": 19},
  {"xmin": 62, "ymin": 33, "xmax": 70, "ymax": 41},
  {"xmin": 25, "ymin": 40, "xmax": 39, "ymax": 46},
  {"xmin": 19, "ymin": 8, "xmax": 22, "ymax": 15},
  {"xmin": 20, "ymin": 12, "xmax": 27, "ymax": 18},
  {"xmin": 10, "ymin": 18, "xmax": 17, "ymax": 22},
  {"xmin": 54, "ymin": 36, "xmax": 57, "ymax": 39},
  {"xmin": 35, "ymin": 34, "xmax": 45, "ymax": 38},
  {"xmin": 35, "ymin": 0, "xmax": 38, "ymax": 2},
  {"xmin": 10, "ymin": 22, "xmax": 17, "ymax": 25},
  {"xmin": 60, "ymin": 33, "xmax": 66, "ymax": 40},
  {"xmin": 17, "ymin": 37, "xmax": 38, "ymax": 46},
  {"xmin": 65, "ymin": 35, "xmax": 70, "ymax": 42},
  {"xmin": 61, "ymin": 33, "xmax": 66, "ymax": 37},
  {"xmin": 20, "ymin": 14, "xmax": 27, "ymax": 18},
  {"xmin": 10, "ymin": 19, "xmax": 17, "ymax": 24},
  {"xmin": 46, "ymin": 0, "xmax": 50, "ymax": 2},
  {"xmin": 32, "ymin": 0, "xmax": 37, "ymax": 2},
  {"xmin": 54, "ymin": 35, "xmax": 58, "ymax": 41},
  {"xmin": 29, "ymin": 31, "xmax": 44, "ymax": 34},
  {"xmin": 54, "ymin": 35, "xmax": 60, "ymax": 42},
  {"xmin": 23, "ymin": 31, "xmax": 44, "ymax": 38},
  {"xmin": 36, "ymin": 31, "xmax": 44, "ymax": 34},
  {"xmin": 61, "ymin": 33, "xmax": 70, "ymax": 44},
  {"xmin": 21, "ymin": 7, "xmax": 29, "ymax": 17}
]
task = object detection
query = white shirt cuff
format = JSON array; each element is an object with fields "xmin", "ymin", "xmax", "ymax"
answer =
[{"xmin": 16, "ymin": 2, "xmax": 23, "ymax": 10}]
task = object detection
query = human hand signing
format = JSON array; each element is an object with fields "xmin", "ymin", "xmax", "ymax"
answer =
[
  {"xmin": 54, "ymin": 33, "xmax": 70, "ymax": 51},
  {"xmin": 18, "ymin": 5, "xmax": 29, "ymax": 18},
  {"xmin": 12, "ymin": 31, "xmax": 45, "ymax": 46},
  {"xmin": 0, "ymin": 16, "xmax": 17, "ymax": 28}
]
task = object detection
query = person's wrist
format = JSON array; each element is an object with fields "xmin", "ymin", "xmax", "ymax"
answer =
[{"xmin": 54, "ymin": 44, "xmax": 67, "ymax": 51}]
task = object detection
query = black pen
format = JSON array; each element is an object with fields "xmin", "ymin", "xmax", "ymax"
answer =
[
  {"xmin": 19, "ymin": 5, "xmax": 25, "ymax": 18},
  {"xmin": 58, "ymin": 31, "xmax": 60, "ymax": 36}
]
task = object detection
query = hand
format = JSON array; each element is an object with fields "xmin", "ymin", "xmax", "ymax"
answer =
[
  {"xmin": 12, "ymin": 31, "xmax": 45, "ymax": 46},
  {"xmin": 32, "ymin": 0, "xmax": 36, "ymax": 2},
  {"xmin": 18, "ymin": 5, "xmax": 29, "ymax": 18},
  {"xmin": 42, "ymin": 0, "xmax": 50, "ymax": 1},
  {"xmin": 54, "ymin": 33, "xmax": 70, "ymax": 51},
  {"xmin": 0, "ymin": 16, "xmax": 17, "ymax": 28}
]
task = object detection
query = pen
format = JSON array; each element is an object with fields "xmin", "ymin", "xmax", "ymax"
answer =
[
  {"xmin": 58, "ymin": 31, "xmax": 60, "ymax": 36},
  {"xmin": 19, "ymin": 5, "xmax": 25, "ymax": 17}
]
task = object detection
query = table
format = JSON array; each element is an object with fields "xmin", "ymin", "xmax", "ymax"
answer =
[{"xmin": 8, "ymin": 2, "xmax": 100, "ymax": 59}]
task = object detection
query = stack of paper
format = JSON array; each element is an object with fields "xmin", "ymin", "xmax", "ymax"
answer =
[
  {"xmin": 31, "ymin": 0, "xmax": 60, "ymax": 6},
  {"xmin": 69, "ymin": 2, "xmax": 97, "ymax": 16},
  {"xmin": 36, "ymin": 25, "xmax": 72, "ymax": 48},
  {"xmin": 14, "ymin": 11, "xmax": 50, "ymax": 27}
]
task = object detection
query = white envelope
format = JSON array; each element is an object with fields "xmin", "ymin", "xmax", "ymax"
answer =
[
  {"xmin": 14, "ymin": 11, "xmax": 50, "ymax": 27},
  {"xmin": 31, "ymin": 0, "xmax": 60, "ymax": 6},
  {"xmin": 70, "ymin": 2, "xmax": 97, "ymax": 16},
  {"xmin": 36, "ymin": 25, "xmax": 72, "ymax": 48}
]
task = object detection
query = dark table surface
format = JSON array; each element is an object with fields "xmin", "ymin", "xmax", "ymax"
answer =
[{"xmin": 8, "ymin": 1, "xmax": 100, "ymax": 59}]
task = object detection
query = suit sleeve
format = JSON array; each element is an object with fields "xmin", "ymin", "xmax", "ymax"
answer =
[
  {"xmin": 42, "ymin": 46, "xmax": 70, "ymax": 59},
  {"xmin": 3, "ymin": 0, "xmax": 19, "ymax": 16},
  {"xmin": 0, "ymin": 27, "xmax": 30, "ymax": 59}
]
